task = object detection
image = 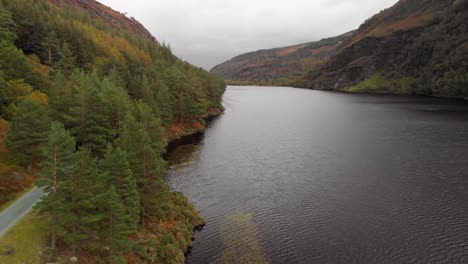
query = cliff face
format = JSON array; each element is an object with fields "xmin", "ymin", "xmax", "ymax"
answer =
[
  {"xmin": 297, "ymin": 0, "xmax": 468, "ymax": 98},
  {"xmin": 210, "ymin": 33, "xmax": 352, "ymax": 86},
  {"xmin": 49, "ymin": 0, "xmax": 156, "ymax": 41}
]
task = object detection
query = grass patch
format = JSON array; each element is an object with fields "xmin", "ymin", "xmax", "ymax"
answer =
[
  {"xmin": 0, "ymin": 210, "xmax": 48, "ymax": 264},
  {"xmin": 348, "ymin": 72, "xmax": 416, "ymax": 94}
]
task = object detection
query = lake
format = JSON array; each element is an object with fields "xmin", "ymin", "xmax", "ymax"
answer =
[{"xmin": 165, "ymin": 86, "xmax": 468, "ymax": 264}]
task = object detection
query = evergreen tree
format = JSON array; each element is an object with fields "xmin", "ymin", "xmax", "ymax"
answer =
[
  {"xmin": 5, "ymin": 99, "xmax": 50, "ymax": 170},
  {"xmin": 48, "ymin": 72, "xmax": 74, "ymax": 124},
  {"xmin": 67, "ymin": 70, "xmax": 90, "ymax": 133},
  {"xmin": 42, "ymin": 31, "xmax": 60, "ymax": 66},
  {"xmin": 56, "ymin": 42, "xmax": 76, "ymax": 75},
  {"xmin": 115, "ymin": 114, "xmax": 168, "ymax": 222},
  {"xmin": 68, "ymin": 71, "xmax": 114, "ymax": 157},
  {"xmin": 154, "ymin": 81, "xmax": 175, "ymax": 126},
  {"xmin": 0, "ymin": 9, "xmax": 16, "ymax": 45},
  {"xmin": 100, "ymin": 79, "xmax": 132, "ymax": 133},
  {"xmin": 79, "ymin": 87, "xmax": 114, "ymax": 157},
  {"xmin": 100, "ymin": 145, "xmax": 140, "ymax": 231},
  {"xmin": 103, "ymin": 185, "xmax": 134, "ymax": 264},
  {"xmin": 134, "ymin": 101, "xmax": 166, "ymax": 157},
  {"xmin": 62, "ymin": 148, "xmax": 105, "ymax": 257},
  {"xmin": 36, "ymin": 122, "xmax": 76, "ymax": 250}
]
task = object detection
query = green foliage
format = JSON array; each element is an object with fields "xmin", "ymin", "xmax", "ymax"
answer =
[
  {"xmin": 349, "ymin": 72, "xmax": 416, "ymax": 94},
  {"xmin": 103, "ymin": 185, "xmax": 134, "ymax": 263},
  {"xmin": 0, "ymin": 9, "xmax": 16, "ymax": 44},
  {"xmin": 62, "ymin": 148, "xmax": 105, "ymax": 255},
  {"xmin": 0, "ymin": 0, "xmax": 226, "ymax": 262},
  {"xmin": 35, "ymin": 122, "xmax": 76, "ymax": 250},
  {"xmin": 5, "ymin": 99, "xmax": 49, "ymax": 167},
  {"xmin": 115, "ymin": 114, "xmax": 168, "ymax": 220},
  {"xmin": 100, "ymin": 145, "xmax": 140, "ymax": 231}
]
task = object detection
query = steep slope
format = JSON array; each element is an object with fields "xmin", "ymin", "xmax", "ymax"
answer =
[
  {"xmin": 48, "ymin": 0, "xmax": 157, "ymax": 41},
  {"xmin": 297, "ymin": 0, "xmax": 468, "ymax": 97},
  {"xmin": 0, "ymin": 0, "xmax": 225, "ymax": 263},
  {"xmin": 211, "ymin": 32, "xmax": 352, "ymax": 86}
]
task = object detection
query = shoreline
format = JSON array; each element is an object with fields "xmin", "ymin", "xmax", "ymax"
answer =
[
  {"xmin": 162, "ymin": 107, "xmax": 224, "ymax": 260},
  {"xmin": 227, "ymin": 84, "xmax": 468, "ymax": 101}
]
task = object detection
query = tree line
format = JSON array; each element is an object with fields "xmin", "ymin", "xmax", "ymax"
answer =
[{"xmin": 0, "ymin": 0, "xmax": 224, "ymax": 262}]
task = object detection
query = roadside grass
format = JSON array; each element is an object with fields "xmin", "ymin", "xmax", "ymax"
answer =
[
  {"xmin": 0, "ymin": 186, "xmax": 34, "ymax": 212},
  {"xmin": 0, "ymin": 210, "xmax": 48, "ymax": 264}
]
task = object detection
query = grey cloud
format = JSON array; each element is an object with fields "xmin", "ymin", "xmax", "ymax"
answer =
[{"xmin": 98, "ymin": 0, "xmax": 399, "ymax": 70}]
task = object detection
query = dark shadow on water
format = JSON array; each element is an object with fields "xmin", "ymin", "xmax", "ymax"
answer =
[{"xmin": 163, "ymin": 114, "xmax": 223, "ymax": 160}]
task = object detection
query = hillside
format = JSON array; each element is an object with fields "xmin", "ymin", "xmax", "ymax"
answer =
[
  {"xmin": 0, "ymin": 0, "xmax": 225, "ymax": 263},
  {"xmin": 297, "ymin": 0, "xmax": 468, "ymax": 97},
  {"xmin": 48, "ymin": 0, "xmax": 157, "ymax": 41},
  {"xmin": 210, "ymin": 32, "xmax": 352, "ymax": 86}
]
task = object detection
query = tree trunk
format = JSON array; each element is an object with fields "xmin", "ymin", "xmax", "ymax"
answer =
[
  {"xmin": 51, "ymin": 146, "xmax": 57, "ymax": 250},
  {"xmin": 48, "ymin": 45, "xmax": 52, "ymax": 66},
  {"xmin": 51, "ymin": 217, "xmax": 56, "ymax": 250},
  {"xmin": 72, "ymin": 222, "xmax": 76, "ymax": 256}
]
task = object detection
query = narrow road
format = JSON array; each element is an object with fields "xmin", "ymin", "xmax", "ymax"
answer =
[{"xmin": 0, "ymin": 187, "xmax": 44, "ymax": 237}]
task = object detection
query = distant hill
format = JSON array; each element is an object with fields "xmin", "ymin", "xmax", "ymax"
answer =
[
  {"xmin": 210, "ymin": 32, "xmax": 353, "ymax": 86},
  {"xmin": 297, "ymin": 0, "xmax": 468, "ymax": 98}
]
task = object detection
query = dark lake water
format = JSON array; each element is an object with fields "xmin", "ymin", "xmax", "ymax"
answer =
[{"xmin": 165, "ymin": 86, "xmax": 468, "ymax": 264}]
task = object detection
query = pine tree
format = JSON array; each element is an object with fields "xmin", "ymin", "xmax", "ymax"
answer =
[
  {"xmin": 155, "ymin": 81, "xmax": 175, "ymax": 126},
  {"xmin": 36, "ymin": 122, "xmax": 76, "ymax": 250},
  {"xmin": 5, "ymin": 99, "xmax": 50, "ymax": 170},
  {"xmin": 68, "ymin": 72, "xmax": 114, "ymax": 157},
  {"xmin": 103, "ymin": 185, "xmax": 134, "ymax": 264},
  {"xmin": 100, "ymin": 145, "xmax": 140, "ymax": 231},
  {"xmin": 115, "ymin": 114, "xmax": 168, "ymax": 222},
  {"xmin": 62, "ymin": 148, "xmax": 105, "ymax": 257},
  {"xmin": 134, "ymin": 101, "xmax": 166, "ymax": 157},
  {"xmin": 56, "ymin": 42, "xmax": 76, "ymax": 75},
  {"xmin": 0, "ymin": 9, "xmax": 16, "ymax": 45},
  {"xmin": 48, "ymin": 72, "xmax": 74, "ymax": 124},
  {"xmin": 42, "ymin": 31, "xmax": 60, "ymax": 66},
  {"xmin": 79, "ymin": 87, "xmax": 114, "ymax": 157},
  {"xmin": 100, "ymin": 79, "xmax": 132, "ymax": 133},
  {"xmin": 67, "ymin": 70, "xmax": 91, "ymax": 134}
]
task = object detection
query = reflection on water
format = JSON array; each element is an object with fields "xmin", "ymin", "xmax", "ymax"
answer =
[
  {"xmin": 212, "ymin": 213, "xmax": 268, "ymax": 264},
  {"xmin": 166, "ymin": 86, "xmax": 468, "ymax": 264},
  {"xmin": 167, "ymin": 144, "xmax": 202, "ymax": 168}
]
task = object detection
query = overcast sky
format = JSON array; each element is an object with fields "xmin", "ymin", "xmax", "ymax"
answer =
[{"xmin": 98, "ymin": 0, "xmax": 399, "ymax": 70}]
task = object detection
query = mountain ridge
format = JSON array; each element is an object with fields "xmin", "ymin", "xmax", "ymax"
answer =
[
  {"xmin": 298, "ymin": 0, "xmax": 468, "ymax": 97},
  {"xmin": 210, "ymin": 32, "xmax": 353, "ymax": 86},
  {"xmin": 48, "ymin": 0, "xmax": 157, "ymax": 42}
]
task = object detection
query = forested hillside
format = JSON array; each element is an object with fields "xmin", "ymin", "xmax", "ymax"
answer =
[
  {"xmin": 297, "ymin": 0, "xmax": 468, "ymax": 97},
  {"xmin": 210, "ymin": 33, "xmax": 352, "ymax": 86},
  {"xmin": 0, "ymin": 0, "xmax": 225, "ymax": 263}
]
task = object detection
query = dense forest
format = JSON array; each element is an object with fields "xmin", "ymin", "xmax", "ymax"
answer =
[{"xmin": 0, "ymin": 0, "xmax": 225, "ymax": 263}]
